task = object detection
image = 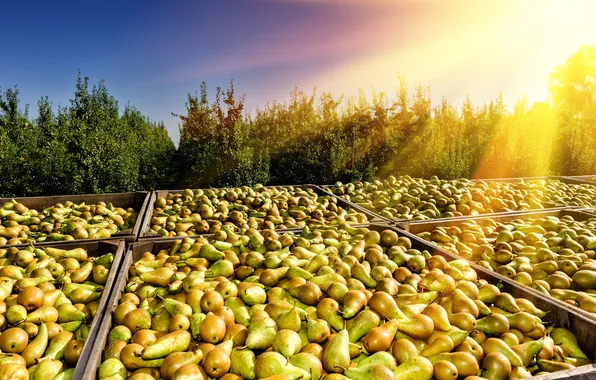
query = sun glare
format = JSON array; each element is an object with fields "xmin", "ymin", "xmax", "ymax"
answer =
[{"xmin": 310, "ymin": 0, "xmax": 596, "ymax": 110}]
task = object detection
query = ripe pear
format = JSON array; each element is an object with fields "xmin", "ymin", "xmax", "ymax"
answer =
[
  {"xmin": 289, "ymin": 352, "xmax": 323, "ymax": 380},
  {"xmin": 323, "ymin": 329, "xmax": 350, "ymax": 373},
  {"xmin": 246, "ymin": 316, "xmax": 278, "ymax": 350},
  {"xmin": 481, "ymin": 338, "xmax": 523, "ymax": 367},
  {"xmin": 255, "ymin": 351, "xmax": 310, "ymax": 379},
  {"xmin": 347, "ymin": 309, "xmax": 380, "ymax": 343},
  {"xmin": 142, "ymin": 330, "xmax": 191, "ymax": 359},
  {"xmin": 363, "ymin": 319, "xmax": 399, "ymax": 353},
  {"xmin": 273, "ymin": 329, "xmax": 302, "ymax": 358},
  {"xmin": 393, "ymin": 357, "xmax": 434, "ymax": 380},
  {"xmin": 230, "ymin": 348, "xmax": 256, "ymax": 379},
  {"xmin": 550, "ymin": 327, "xmax": 588, "ymax": 359},
  {"xmin": 421, "ymin": 304, "xmax": 450, "ymax": 331},
  {"xmin": 482, "ymin": 352, "xmax": 511, "ymax": 380}
]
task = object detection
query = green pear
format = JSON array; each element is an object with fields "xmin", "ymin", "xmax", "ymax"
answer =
[
  {"xmin": 57, "ymin": 303, "xmax": 87, "ymax": 323},
  {"xmin": 21, "ymin": 322, "xmax": 48, "ymax": 366},
  {"xmin": 42, "ymin": 331, "xmax": 74, "ymax": 360},
  {"xmin": 225, "ymin": 297, "xmax": 251, "ymax": 326},
  {"xmin": 255, "ymin": 351, "xmax": 310, "ymax": 380},
  {"xmin": 551, "ymin": 327, "xmax": 588, "ymax": 359},
  {"xmin": 31, "ymin": 359, "xmax": 63, "ymax": 380},
  {"xmin": 246, "ymin": 316, "xmax": 278, "ymax": 350},
  {"xmin": 276, "ymin": 306, "xmax": 302, "ymax": 332},
  {"xmin": 108, "ymin": 325, "xmax": 132, "ymax": 343},
  {"xmin": 52, "ymin": 368, "xmax": 75, "ymax": 380},
  {"xmin": 347, "ymin": 310, "xmax": 380, "ymax": 343},
  {"xmin": 345, "ymin": 364, "xmax": 396, "ymax": 380},
  {"xmin": 272, "ymin": 329, "xmax": 302, "ymax": 358},
  {"xmin": 289, "ymin": 352, "xmax": 323, "ymax": 380},
  {"xmin": 230, "ymin": 348, "xmax": 256, "ymax": 379},
  {"xmin": 512, "ymin": 339, "xmax": 544, "ymax": 367},
  {"xmin": 161, "ymin": 298, "xmax": 192, "ymax": 318},
  {"xmin": 142, "ymin": 330, "xmax": 191, "ymax": 359},
  {"xmin": 482, "ymin": 338, "xmax": 523, "ymax": 367},
  {"xmin": 30, "ymin": 359, "xmax": 64, "ymax": 380},
  {"xmin": 323, "ymin": 329, "xmax": 350, "ymax": 373},
  {"xmin": 356, "ymin": 351, "xmax": 397, "ymax": 370}
]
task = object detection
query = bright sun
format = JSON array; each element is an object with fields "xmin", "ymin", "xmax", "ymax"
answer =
[{"xmin": 310, "ymin": 0, "xmax": 596, "ymax": 109}]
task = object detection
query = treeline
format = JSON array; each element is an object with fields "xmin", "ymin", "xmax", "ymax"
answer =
[
  {"xmin": 0, "ymin": 75, "xmax": 176, "ymax": 197},
  {"xmin": 178, "ymin": 46, "xmax": 596, "ymax": 187},
  {"xmin": 1, "ymin": 46, "xmax": 595, "ymax": 197}
]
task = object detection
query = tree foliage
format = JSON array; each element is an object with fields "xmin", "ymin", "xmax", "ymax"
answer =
[
  {"xmin": 2, "ymin": 46, "xmax": 595, "ymax": 197},
  {"xmin": 0, "ymin": 74, "xmax": 176, "ymax": 197}
]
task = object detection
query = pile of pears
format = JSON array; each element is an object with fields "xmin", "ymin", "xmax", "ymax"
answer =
[
  {"xmin": 0, "ymin": 245, "xmax": 115, "ymax": 379},
  {"xmin": 329, "ymin": 176, "xmax": 596, "ymax": 221},
  {"xmin": 0, "ymin": 199, "xmax": 139, "ymax": 246},
  {"xmin": 419, "ymin": 214, "xmax": 596, "ymax": 315},
  {"xmin": 149, "ymin": 186, "xmax": 369, "ymax": 238},
  {"xmin": 97, "ymin": 226, "xmax": 590, "ymax": 380},
  {"xmin": 329, "ymin": 176, "xmax": 550, "ymax": 222}
]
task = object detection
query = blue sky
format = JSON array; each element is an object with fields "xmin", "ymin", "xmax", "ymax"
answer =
[{"xmin": 2, "ymin": 0, "xmax": 595, "ymax": 143}]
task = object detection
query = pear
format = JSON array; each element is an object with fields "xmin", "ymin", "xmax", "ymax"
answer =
[
  {"xmin": 363, "ymin": 319, "xmax": 399, "ymax": 353},
  {"xmin": 225, "ymin": 297, "xmax": 251, "ymax": 326},
  {"xmin": 121, "ymin": 343, "xmax": 165, "ymax": 369},
  {"xmin": 30, "ymin": 359, "xmax": 63, "ymax": 380},
  {"xmin": 109, "ymin": 325, "xmax": 132, "ymax": 343},
  {"xmin": 356, "ymin": 351, "xmax": 397, "ymax": 370},
  {"xmin": 397, "ymin": 314, "xmax": 434, "ymax": 340},
  {"xmin": 482, "ymin": 352, "xmax": 511, "ymax": 380},
  {"xmin": 161, "ymin": 298, "xmax": 193, "ymax": 318},
  {"xmin": 230, "ymin": 348, "xmax": 257, "ymax": 379},
  {"xmin": 326, "ymin": 282, "xmax": 349, "ymax": 302},
  {"xmin": 316, "ymin": 298, "xmax": 344, "ymax": 332},
  {"xmin": 427, "ymin": 352, "xmax": 479, "ymax": 377},
  {"xmin": 550, "ymin": 327, "xmax": 588, "ymax": 359},
  {"xmin": 351, "ymin": 263, "xmax": 377, "ymax": 288},
  {"xmin": 26, "ymin": 305, "xmax": 59, "ymax": 324},
  {"xmin": 394, "ymin": 291, "xmax": 437, "ymax": 308},
  {"xmin": 341, "ymin": 290, "xmax": 367, "ymax": 319},
  {"xmin": 368, "ymin": 292, "xmax": 407, "ymax": 320},
  {"xmin": 347, "ymin": 309, "xmax": 380, "ymax": 343},
  {"xmin": 42, "ymin": 331, "xmax": 74, "ymax": 360},
  {"xmin": 478, "ymin": 284, "xmax": 501, "ymax": 304},
  {"xmin": 511, "ymin": 339, "xmax": 544, "ymax": 367},
  {"xmin": 289, "ymin": 352, "xmax": 323, "ymax": 380},
  {"xmin": 475, "ymin": 314, "xmax": 509, "ymax": 337},
  {"xmin": 190, "ymin": 313, "xmax": 206, "ymax": 339},
  {"xmin": 246, "ymin": 316, "xmax": 278, "ymax": 350},
  {"xmin": 345, "ymin": 364, "xmax": 396, "ymax": 380},
  {"xmin": 255, "ymin": 351, "xmax": 310, "ymax": 380},
  {"xmin": 242, "ymin": 286, "xmax": 268, "ymax": 306},
  {"xmin": 160, "ymin": 350, "xmax": 203, "ymax": 380},
  {"xmin": 21, "ymin": 322, "xmax": 48, "ymax": 366},
  {"xmin": 421, "ymin": 304, "xmax": 450, "ymax": 331},
  {"xmin": 323, "ymin": 329, "xmax": 350, "ymax": 373},
  {"xmin": 421, "ymin": 335, "xmax": 454, "ymax": 357},
  {"xmin": 273, "ymin": 330, "xmax": 302, "ymax": 358},
  {"xmin": 537, "ymin": 359, "xmax": 575, "ymax": 372},
  {"xmin": 451, "ymin": 289, "xmax": 479, "ymax": 318},
  {"xmin": 139, "ymin": 267, "xmax": 174, "ymax": 287},
  {"xmin": 276, "ymin": 306, "xmax": 302, "ymax": 332},
  {"xmin": 481, "ymin": 338, "xmax": 523, "ymax": 367},
  {"xmin": 493, "ymin": 293, "xmax": 520, "ymax": 313},
  {"xmin": 99, "ymin": 358, "xmax": 127, "ymax": 379},
  {"xmin": 392, "ymin": 339, "xmax": 419, "ymax": 364},
  {"xmin": 393, "ymin": 357, "xmax": 434, "ymax": 380},
  {"xmin": 56, "ymin": 303, "xmax": 87, "ymax": 323},
  {"xmin": 142, "ymin": 330, "xmax": 191, "ymax": 359},
  {"xmin": 310, "ymin": 273, "xmax": 346, "ymax": 292}
]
